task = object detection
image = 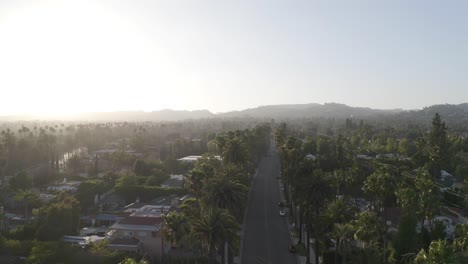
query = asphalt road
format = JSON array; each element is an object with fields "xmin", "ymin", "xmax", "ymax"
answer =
[{"xmin": 241, "ymin": 151, "xmax": 298, "ymax": 264}]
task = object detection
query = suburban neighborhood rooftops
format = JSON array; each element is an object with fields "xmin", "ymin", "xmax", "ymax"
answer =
[
  {"xmin": 110, "ymin": 216, "xmax": 162, "ymax": 231},
  {"xmin": 119, "ymin": 216, "xmax": 163, "ymax": 226},
  {"xmin": 130, "ymin": 205, "xmax": 172, "ymax": 217},
  {"xmin": 177, "ymin": 155, "xmax": 221, "ymax": 162}
]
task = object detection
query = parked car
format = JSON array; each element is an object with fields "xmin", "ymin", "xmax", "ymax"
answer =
[
  {"xmin": 278, "ymin": 201, "xmax": 284, "ymax": 207},
  {"xmin": 279, "ymin": 210, "xmax": 286, "ymax": 216}
]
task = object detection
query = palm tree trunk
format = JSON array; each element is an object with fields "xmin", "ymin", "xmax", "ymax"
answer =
[
  {"xmin": 335, "ymin": 237, "xmax": 338, "ymax": 264},
  {"xmin": 342, "ymin": 247, "xmax": 346, "ymax": 264},
  {"xmin": 222, "ymin": 240, "xmax": 227, "ymax": 264},
  {"xmin": 315, "ymin": 237, "xmax": 320, "ymax": 264},
  {"xmin": 306, "ymin": 224, "xmax": 310, "ymax": 264},
  {"xmin": 315, "ymin": 207, "xmax": 320, "ymax": 264},
  {"xmin": 298, "ymin": 208, "xmax": 303, "ymax": 244}
]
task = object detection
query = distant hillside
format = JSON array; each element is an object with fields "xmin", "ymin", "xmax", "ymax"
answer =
[
  {"xmin": 71, "ymin": 109, "xmax": 216, "ymax": 121},
  {"xmin": 1, "ymin": 103, "xmax": 467, "ymax": 122},
  {"xmin": 395, "ymin": 103, "xmax": 468, "ymax": 125},
  {"xmin": 219, "ymin": 103, "xmax": 402, "ymax": 119},
  {"xmin": 0, "ymin": 110, "xmax": 215, "ymax": 121}
]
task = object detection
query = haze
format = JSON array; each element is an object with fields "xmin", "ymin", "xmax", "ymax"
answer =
[{"xmin": 1, "ymin": 0, "xmax": 467, "ymax": 116}]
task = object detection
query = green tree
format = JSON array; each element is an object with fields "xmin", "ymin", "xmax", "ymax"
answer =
[
  {"xmin": 221, "ymin": 137, "xmax": 250, "ymax": 170},
  {"xmin": 294, "ymin": 170, "xmax": 332, "ymax": 264},
  {"xmin": 351, "ymin": 210, "xmax": 384, "ymax": 248},
  {"xmin": 428, "ymin": 113, "xmax": 448, "ymax": 178},
  {"xmin": 27, "ymin": 241, "xmax": 74, "ymax": 264},
  {"xmin": 9, "ymin": 171, "xmax": 32, "ymax": 190},
  {"xmin": 332, "ymin": 223, "xmax": 356, "ymax": 264},
  {"xmin": 35, "ymin": 193, "xmax": 81, "ymax": 241},
  {"xmin": 14, "ymin": 190, "xmax": 40, "ymax": 219},
  {"xmin": 163, "ymin": 211, "xmax": 191, "ymax": 248},
  {"xmin": 201, "ymin": 171, "xmax": 248, "ymax": 221},
  {"xmin": 394, "ymin": 211, "xmax": 418, "ymax": 260},
  {"xmin": 363, "ymin": 167, "xmax": 396, "ymax": 209},
  {"xmin": 192, "ymin": 208, "xmax": 239, "ymax": 260},
  {"xmin": 414, "ymin": 240, "xmax": 454, "ymax": 264}
]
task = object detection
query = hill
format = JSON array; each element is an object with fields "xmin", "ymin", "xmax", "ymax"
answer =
[{"xmin": 1, "ymin": 103, "xmax": 467, "ymax": 122}]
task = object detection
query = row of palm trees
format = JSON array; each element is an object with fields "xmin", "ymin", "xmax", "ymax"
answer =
[
  {"xmin": 162, "ymin": 125, "xmax": 271, "ymax": 263},
  {"xmin": 275, "ymin": 121, "xmax": 468, "ymax": 264}
]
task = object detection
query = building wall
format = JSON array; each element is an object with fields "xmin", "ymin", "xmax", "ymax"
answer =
[{"xmin": 113, "ymin": 229, "xmax": 165, "ymax": 256}]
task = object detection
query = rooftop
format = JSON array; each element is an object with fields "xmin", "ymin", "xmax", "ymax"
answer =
[
  {"xmin": 119, "ymin": 216, "xmax": 163, "ymax": 226},
  {"xmin": 130, "ymin": 205, "xmax": 172, "ymax": 217},
  {"xmin": 111, "ymin": 216, "xmax": 163, "ymax": 231},
  {"xmin": 161, "ymin": 174, "xmax": 185, "ymax": 188},
  {"xmin": 177, "ymin": 155, "xmax": 221, "ymax": 162}
]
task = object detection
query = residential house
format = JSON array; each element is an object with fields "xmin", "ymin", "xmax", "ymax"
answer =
[
  {"xmin": 161, "ymin": 175, "xmax": 186, "ymax": 189},
  {"xmin": 107, "ymin": 216, "xmax": 169, "ymax": 256}
]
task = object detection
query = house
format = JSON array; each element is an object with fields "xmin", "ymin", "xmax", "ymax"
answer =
[
  {"xmin": 356, "ymin": 154, "xmax": 373, "ymax": 160},
  {"xmin": 441, "ymin": 170, "xmax": 453, "ymax": 180},
  {"xmin": 46, "ymin": 179, "xmax": 81, "ymax": 192},
  {"xmin": 161, "ymin": 175, "xmax": 186, "ymax": 189},
  {"xmin": 177, "ymin": 155, "xmax": 221, "ymax": 163},
  {"xmin": 107, "ymin": 216, "xmax": 170, "ymax": 256},
  {"xmin": 63, "ymin": 235, "xmax": 105, "ymax": 247}
]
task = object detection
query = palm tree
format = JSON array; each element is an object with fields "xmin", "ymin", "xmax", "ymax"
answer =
[
  {"xmin": 363, "ymin": 167, "xmax": 397, "ymax": 210},
  {"xmin": 294, "ymin": 170, "xmax": 333, "ymax": 264},
  {"xmin": 192, "ymin": 208, "xmax": 239, "ymax": 260},
  {"xmin": 221, "ymin": 137, "xmax": 250, "ymax": 170},
  {"xmin": 324, "ymin": 197, "xmax": 357, "ymax": 226},
  {"xmin": 333, "ymin": 223, "xmax": 356, "ymax": 264},
  {"xmin": 414, "ymin": 240, "xmax": 454, "ymax": 264},
  {"xmin": 350, "ymin": 210, "xmax": 385, "ymax": 264},
  {"xmin": 162, "ymin": 211, "xmax": 191, "ymax": 248},
  {"xmin": 119, "ymin": 258, "xmax": 149, "ymax": 264},
  {"xmin": 201, "ymin": 172, "xmax": 248, "ymax": 221}
]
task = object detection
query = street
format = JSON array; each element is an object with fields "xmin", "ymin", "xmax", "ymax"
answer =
[{"xmin": 241, "ymin": 151, "xmax": 298, "ymax": 264}]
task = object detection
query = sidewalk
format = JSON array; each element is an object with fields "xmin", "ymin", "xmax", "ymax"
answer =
[{"xmin": 278, "ymin": 180, "xmax": 316, "ymax": 264}]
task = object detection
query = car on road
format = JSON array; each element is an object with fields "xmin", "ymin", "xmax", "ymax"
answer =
[{"xmin": 279, "ymin": 210, "xmax": 286, "ymax": 216}]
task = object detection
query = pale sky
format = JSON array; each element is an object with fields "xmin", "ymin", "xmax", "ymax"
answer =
[{"xmin": 0, "ymin": 0, "xmax": 467, "ymax": 115}]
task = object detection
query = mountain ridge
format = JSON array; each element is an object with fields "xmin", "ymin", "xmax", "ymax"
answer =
[{"xmin": 0, "ymin": 103, "xmax": 466, "ymax": 121}]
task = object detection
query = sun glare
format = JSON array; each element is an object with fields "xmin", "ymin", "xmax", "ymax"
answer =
[{"xmin": 0, "ymin": 1, "xmax": 175, "ymax": 116}]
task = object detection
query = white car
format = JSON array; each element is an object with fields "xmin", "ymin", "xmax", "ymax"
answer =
[{"xmin": 279, "ymin": 210, "xmax": 286, "ymax": 216}]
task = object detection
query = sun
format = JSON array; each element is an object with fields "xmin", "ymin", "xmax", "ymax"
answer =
[{"xmin": 0, "ymin": 1, "xmax": 172, "ymax": 116}]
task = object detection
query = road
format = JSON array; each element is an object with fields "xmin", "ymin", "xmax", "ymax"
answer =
[{"xmin": 241, "ymin": 151, "xmax": 298, "ymax": 264}]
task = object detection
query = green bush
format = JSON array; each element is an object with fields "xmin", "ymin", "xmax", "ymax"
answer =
[{"xmin": 2, "ymin": 239, "xmax": 34, "ymax": 256}]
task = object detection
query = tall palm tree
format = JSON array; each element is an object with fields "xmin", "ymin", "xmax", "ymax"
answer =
[
  {"xmin": 350, "ymin": 210, "xmax": 385, "ymax": 264},
  {"xmin": 324, "ymin": 197, "xmax": 357, "ymax": 226},
  {"xmin": 201, "ymin": 172, "xmax": 248, "ymax": 221},
  {"xmin": 162, "ymin": 211, "xmax": 191, "ymax": 248},
  {"xmin": 294, "ymin": 170, "xmax": 333, "ymax": 264},
  {"xmin": 221, "ymin": 137, "xmax": 250, "ymax": 171},
  {"xmin": 333, "ymin": 223, "xmax": 356, "ymax": 264},
  {"xmin": 192, "ymin": 208, "xmax": 239, "ymax": 260}
]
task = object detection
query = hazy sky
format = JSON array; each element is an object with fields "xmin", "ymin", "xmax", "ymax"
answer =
[{"xmin": 1, "ymin": 0, "xmax": 467, "ymax": 115}]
